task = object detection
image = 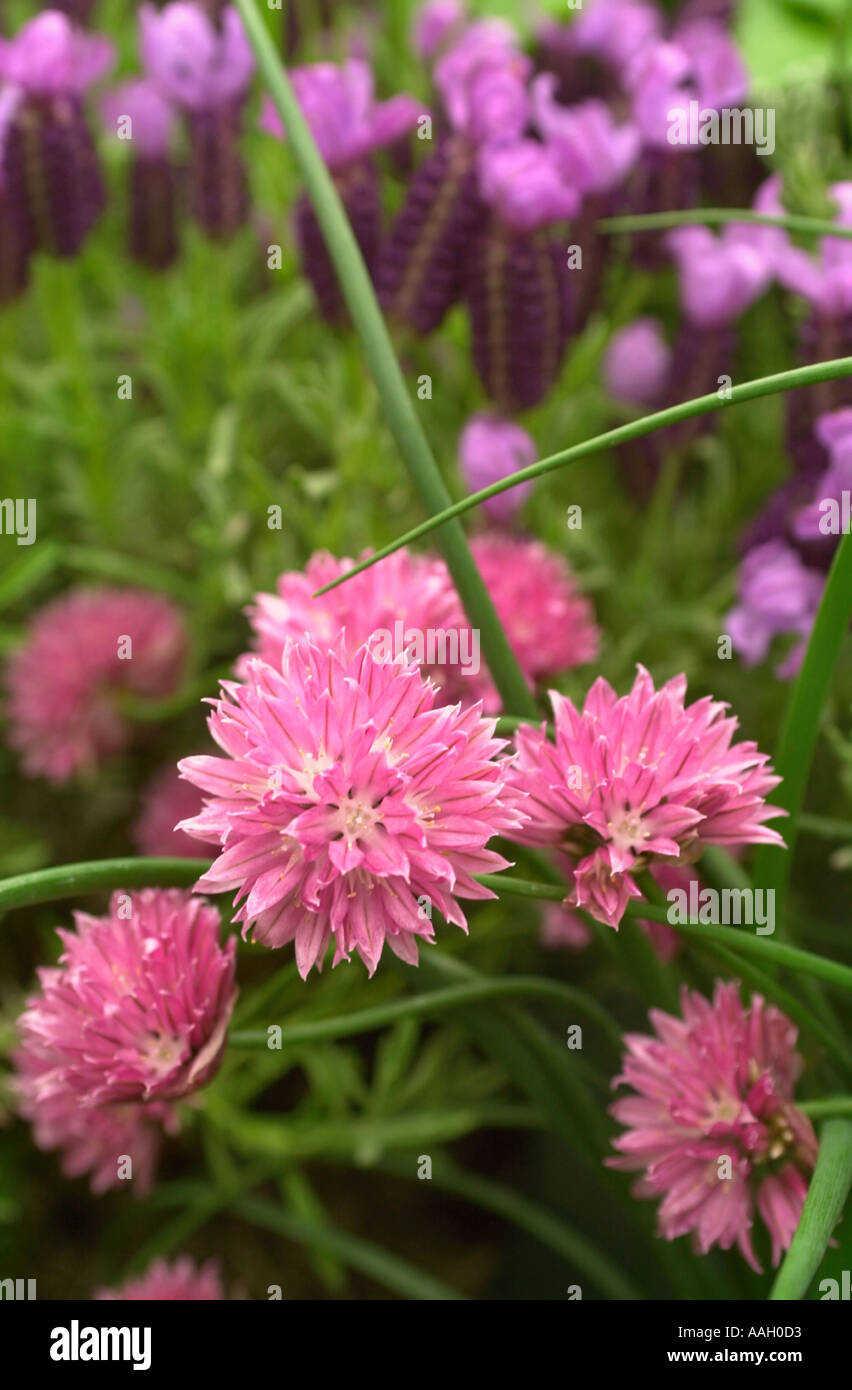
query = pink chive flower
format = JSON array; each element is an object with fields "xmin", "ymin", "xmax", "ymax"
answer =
[
  {"xmin": 463, "ymin": 535, "xmax": 599, "ymax": 713},
  {"xmin": 134, "ymin": 764, "xmax": 213, "ymax": 858},
  {"xmin": 608, "ymin": 982, "xmax": 818, "ymax": 1270},
  {"xmin": 4, "ymin": 587, "xmax": 187, "ymax": 782},
  {"xmin": 12, "ymin": 1075, "xmax": 173, "ymax": 1195},
  {"xmin": 178, "ymin": 638, "xmax": 525, "ymax": 977},
  {"xmin": 96, "ymin": 1257, "xmax": 225, "ymax": 1301},
  {"xmin": 542, "ymin": 857, "xmax": 687, "ymax": 962},
  {"xmin": 507, "ymin": 666, "xmax": 785, "ymax": 930},
  {"xmin": 603, "ymin": 317, "xmax": 671, "ymax": 406},
  {"xmin": 458, "ymin": 414, "xmax": 537, "ymax": 522},
  {"xmin": 239, "ymin": 548, "xmax": 461, "ymax": 680},
  {"xmin": 15, "ymin": 891, "xmax": 237, "ymax": 1112}
]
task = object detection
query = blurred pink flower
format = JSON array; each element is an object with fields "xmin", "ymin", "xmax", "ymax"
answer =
[
  {"xmin": 0, "ymin": 10, "xmax": 114, "ymax": 96},
  {"xmin": 434, "ymin": 19, "xmax": 531, "ymax": 147},
  {"xmin": 179, "ymin": 637, "xmax": 525, "ymax": 976},
  {"xmin": 608, "ymin": 981, "xmax": 817, "ymax": 1270},
  {"xmin": 101, "ymin": 79, "xmax": 175, "ymax": 158},
  {"xmin": 134, "ymin": 764, "xmax": 213, "ymax": 858},
  {"xmin": 507, "ymin": 666, "xmax": 785, "ymax": 930},
  {"xmin": 532, "ymin": 78, "xmax": 639, "ymax": 197},
  {"xmin": 15, "ymin": 890, "xmax": 236, "ymax": 1108},
  {"xmin": 96, "ymin": 1256, "xmax": 225, "ymax": 1300},
  {"xmin": 4, "ymin": 587, "xmax": 187, "ymax": 782}
]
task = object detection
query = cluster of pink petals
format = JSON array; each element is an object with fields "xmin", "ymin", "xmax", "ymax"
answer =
[
  {"xmin": 240, "ymin": 540, "xmax": 598, "ymax": 717},
  {"xmin": 542, "ymin": 858, "xmax": 689, "ymax": 963},
  {"xmin": 96, "ymin": 1256, "xmax": 225, "ymax": 1301},
  {"xmin": 15, "ymin": 889, "xmax": 236, "ymax": 1150},
  {"xmin": 4, "ymin": 586, "xmax": 187, "ymax": 782},
  {"xmin": 0, "ymin": 10, "xmax": 115, "ymax": 97},
  {"xmin": 139, "ymin": 3, "xmax": 254, "ymax": 112},
  {"xmin": 507, "ymin": 666, "xmax": 785, "ymax": 929},
  {"xmin": 134, "ymin": 764, "xmax": 212, "ymax": 858},
  {"xmin": 178, "ymin": 637, "xmax": 525, "ymax": 977},
  {"xmin": 608, "ymin": 982, "xmax": 818, "ymax": 1270}
]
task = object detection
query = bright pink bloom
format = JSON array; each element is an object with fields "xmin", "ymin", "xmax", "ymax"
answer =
[
  {"xmin": 240, "ymin": 548, "xmax": 460, "ymax": 679},
  {"xmin": 463, "ymin": 535, "xmax": 599, "ymax": 713},
  {"xmin": 507, "ymin": 666, "xmax": 785, "ymax": 930},
  {"xmin": 178, "ymin": 638, "xmax": 525, "ymax": 976},
  {"xmin": 96, "ymin": 1257, "xmax": 225, "ymax": 1301},
  {"xmin": 542, "ymin": 857, "xmax": 686, "ymax": 961},
  {"xmin": 608, "ymin": 982, "xmax": 818, "ymax": 1270},
  {"xmin": 4, "ymin": 587, "xmax": 187, "ymax": 782},
  {"xmin": 15, "ymin": 890, "xmax": 236, "ymax": 1108},
  {"xmin": 134, "ymin": 764, "xmax": 212, "ymax": 858}
]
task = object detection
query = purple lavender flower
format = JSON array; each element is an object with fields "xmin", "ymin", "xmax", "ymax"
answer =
[
  {"xmin": 727, "ymin": 541, "xmax": 824, "ymax": 679},
  {"xmin": 465, "ymin": 140, "xmax": 577, "ymax": 412},
  {"xmin": 261, "ymin": 60, "xmax": 422, "ymax": 323},
  {"xmin": 458, "ymin": 414, "xmax": 536, "ymax": 523},
  {"xmin": 793, "ymin": 411, "xmax": 852, "ymax": 547},
  {"xmin": 0, "ymin": 84, "xmax": 29, "ymax": 303},
  {"xmin": 604, "ymin": 318, "xmax": 671, "ymax": 406},
  {"xmin": 140, "ymin": 3, "xmax": 254, "ymax": 240},
  {"xmin": 376, "ymin": 21, "xmax": 528, "ymax": 334},
  {"xmin": 666, "ymin": 224, "xmax": 772, "ymax": 329},
  {"xmin": 532, "ymin": 76, "xmax": 639, "ymax": 325},
  {"xmin": 0, "ymin": 10, "xmax": 113, "ymax": 258},
  {"xmin": 102, "ymin": 80, "xmax": 179, "ymax": 269},
  {"xmin": 413, "ymin": 0, "xmax": 466, "ymax": 62}
]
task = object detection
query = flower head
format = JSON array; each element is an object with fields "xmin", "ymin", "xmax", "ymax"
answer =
[
  {"xmin": 434, "ymin": 19, "xmax": 531, "ymax": 147},
  {"xmin": 571, "ymin": 0, "xmax": 661, "ymax": 74},
  {"xmin": 140, "ymin": 2, "xmax": 254, "ymax": 111},
  {"xmin": 96, "ymin": 1257, "xmax": 225, "ymax": 1301},
  {"xmin": 102, "ymin": 80, "xmax": 175, "ymax": 159},
  {"xmin": 507, "ymin": 666, "xmax": 785, "ymax": 929},
  {"xmin": 458, "ymin": 414, "xmax": 536, "ymax": 520},
  {"xmin": 179, "ymin": 638, "xmax": 525, "ymax": 976},
  {"xmin": 727, "ymin": 540, "xmax": 823, "ymax": 678},
  {"xmin": 476, "ymin": 138, "xmax": 578, "ymax": 230},
  {"xmin": 532, "ymin": 78, "xmax": 639, "ymax": 197},
  {"xmin": 604, "ymin": 317, "xmax": 671, "ymax": 406},
  {"xmin": 666, "ymin": 224, "xmax": 773, "ymax": 328},
  {"xmin": 608, "ymin": 982, "xmax": 818, "ymax": 1270},
  {"xmin": 260, "ymin": 60, "xmax": 422, "ymax": 173},
  {"xmin": 0, "ymin": 10, "xmax": 114, "ymax": 97},
  {"xmin": 4, "ymin": 587, "xmax": 187, "ymax": 782},
  {"xmin": 16, "ymin": 890, "xmax": 237, "ymax": 1113},
  {"xmin": 134, "ymin": 764, "xmax": 212, "ymax": 858},
  {"xmin": 413, "ymin": 0, "xmax": 466, "ymax": 61}
]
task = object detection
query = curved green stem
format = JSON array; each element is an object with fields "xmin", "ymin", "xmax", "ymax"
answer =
[
  {"xmin": 799, "ymin": 1098, "xmax": 852, "ymax": 1119},
  {"xmin": 769, "ymin": 1119, "xmax": 852, "ymax": 1301},
  {"xmin": 311, "ymin": 358, "xmax": 852, "ymax": 594},
  {"xmin": 235, "ymin": 0, "xmax": 536, "ymax": 717},
  {"xmin": 598, "ymin": 208, "xmax": 852, "ymax": 240},
  {"xmin": 0, "ymin": 857, "xmax": 209, "ymax": 914}
]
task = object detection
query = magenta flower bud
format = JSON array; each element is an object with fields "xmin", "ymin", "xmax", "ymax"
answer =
[
  {"xmin": 458, "ymin": 414, "xmax": 536, "ymax": 522},
  {"xmin": 604, "ymin": 317, "xmax": 671, "ymax": 406},
  {"xmin": 0, "ymin": 11, "xmax": 113, "ymax": 257},
  {"xmin": 102, "ymin": 80, "xmax": 179, "ymax": 268}
]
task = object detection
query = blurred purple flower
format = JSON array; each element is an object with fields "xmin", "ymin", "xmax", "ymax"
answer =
[
  {"xmin": 476, "ymin": 139, "xmax": 578, "ymax": 231},
  {"xmin": 0, "ymin": 9, "xmax": 114, "ymax": 96},
  {"xmin": 139, "ymin": 2, "xmax": 254, "ymax": 111},
  {"xmin": 604, "ymin": 317, "xmax": 671, "ymax": 405},
  {"xmin": 412, "ymin": 0, "xmax": 466, "ymax": 61},
  {"xmin": 102, "ymin": 79, "xmax": 174, "ymax": 159},
  {"xmin": 434, "ymin": 19, "xmax": 531, "ymax": 147},
  {"xmin": 666, "ymin": 223, "xmax": 773, "ymax": 327},
  {"xmin": 458, "ymin": 414, "xmax": 536, "ymax": 522},
  {"xmin": 532, "ymin": 78, "xmax": 640, "ymax": 197},
  {"xmin": 727, "ymin": 540, "xmax": 824, "ymax": 677}
]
